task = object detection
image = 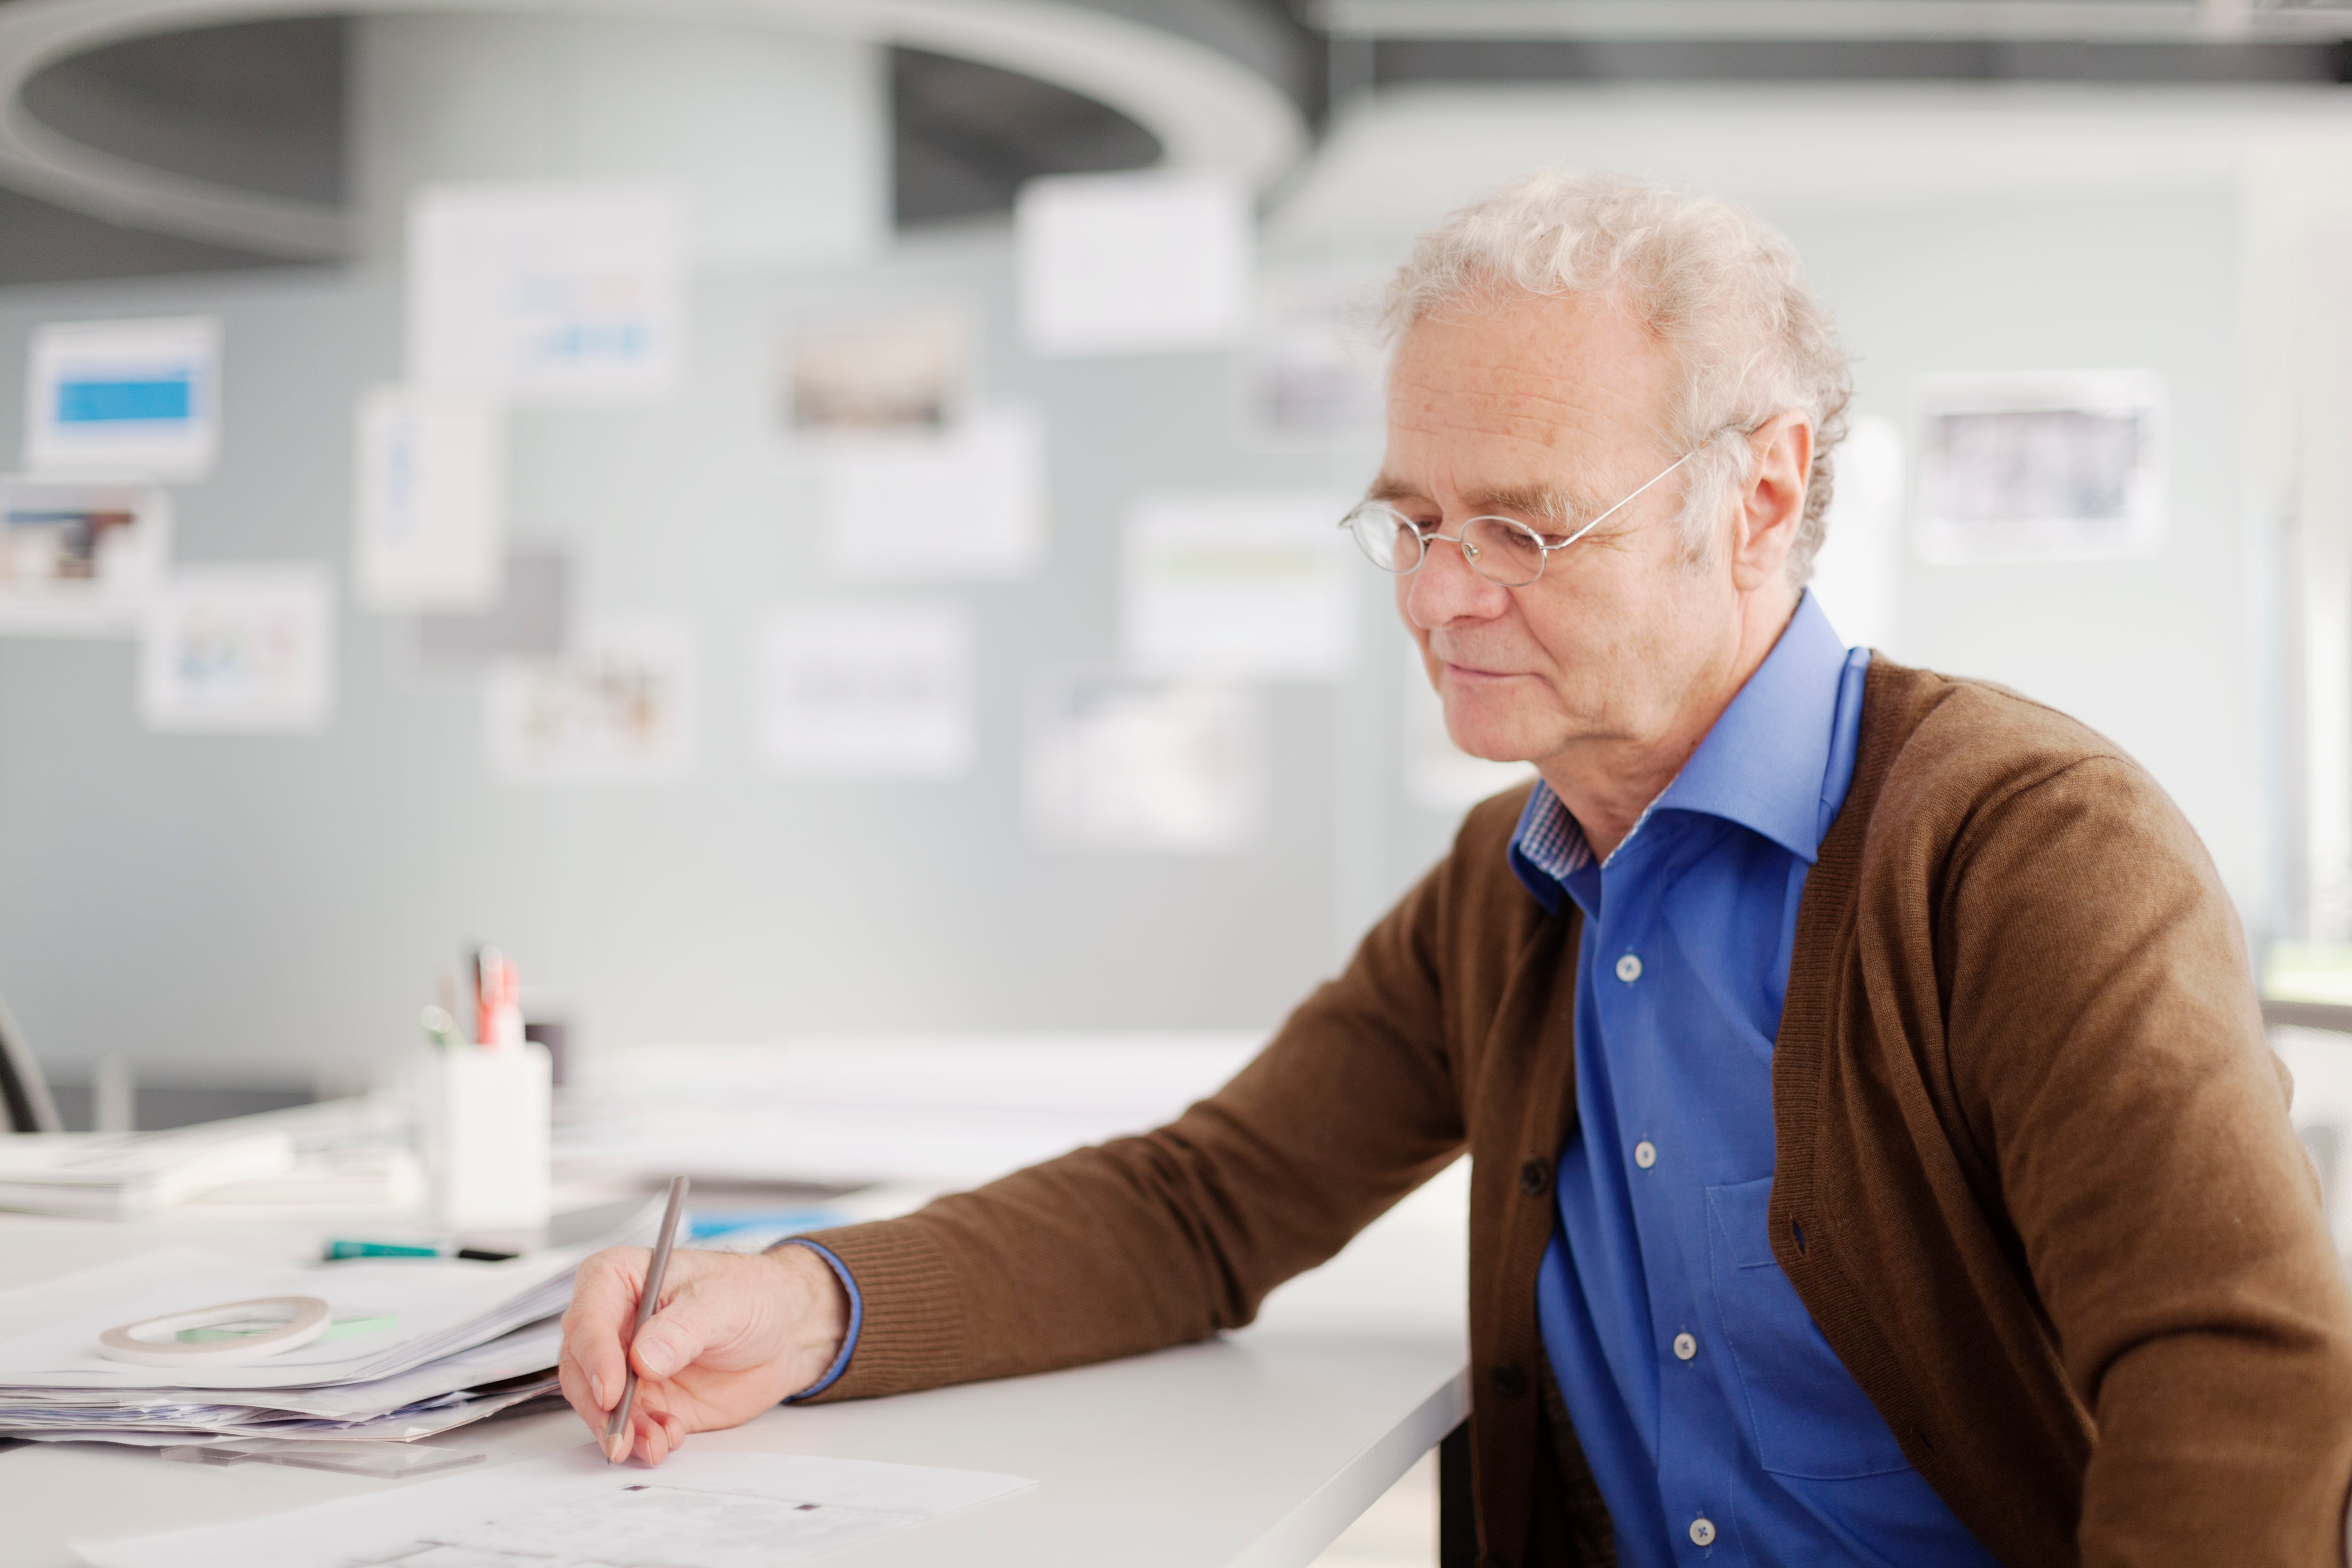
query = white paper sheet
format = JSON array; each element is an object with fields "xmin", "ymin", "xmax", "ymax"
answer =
[
  {"xmin": 75, "ymin": 1449, "xmax": 1036, "ymax": 1568},
  {"xmin": 485, "ymin": 622, "xmax": 697, "ymax": 784},
  {"xmin": 1017, "ymin": 169, "xmax": 1250, "ymax": 357},
  {"xmin": 353, "ymin": 385, "xmax": 505, "ymax": 612},
  {"xmin": 408, "ymin": 183, "xmax": 682, "ymax": 403},
  {"xmin": 752, "ymin": 602, "xmax": 976, "ymax": 777},
  {"xmin": 139, "ymin": 565, "xmax": 335, "ymax": 734},
  {"xmin": 1400, "ymin": 641, "xmax": 1534, "ymax": 813},
  {"xmin": 822, "ymin": 406, "xmax": 1046, "ymax": 582},
  {"xmin": 0, "ymin": 1246, "xmax": 576, "ymax": 1391},
  {"xmin": 0, "ymin": 475, "xmax": 170, "ymax": 637},
  {"xmin": 1123, "ymin": 491, "xmax": 1356, "ymax": 681},
  {"xmin": 1026, "ymin": 673, "xmax": 1266, "ymax": 853},
  {"xmin": 1806, "ymin": 414, "xmax": 1904, "ymax": 655},
  {"xmin": 1911, "ymin": 369, "xmax": 2165, "ymax": 563},
  {"xmin": 23, "ymin": 316, "xmax": 220, "ymax": 480}
]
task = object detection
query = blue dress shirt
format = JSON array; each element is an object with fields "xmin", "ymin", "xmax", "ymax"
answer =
[{"xmin": 1517, "ymin": 594, "xmax": 1997, "ymax": 1567}]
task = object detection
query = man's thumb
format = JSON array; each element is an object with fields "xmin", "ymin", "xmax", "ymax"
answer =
[{"xmin": 631, "ymin": 1298, "xmax": 710, "ymax": 1379}]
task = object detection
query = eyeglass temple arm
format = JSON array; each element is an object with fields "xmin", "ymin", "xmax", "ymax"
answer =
[{"xmin": 1553, "ymin": 443, "xmax": 1707, "ymax": 550}]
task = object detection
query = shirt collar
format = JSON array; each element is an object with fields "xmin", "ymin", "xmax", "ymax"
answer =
[{"xmin": 1508, "ymin": 591, "xmax": 1851, "ymax": 910}]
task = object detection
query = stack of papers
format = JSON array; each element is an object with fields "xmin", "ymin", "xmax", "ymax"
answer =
[
  {"xmin": 0, "ymin": 1208, "xmax": 652, "ymax": 1447},
  {"xmin": 0, "ymin": 1126, "xmax": 295, "ymax": 1218}
]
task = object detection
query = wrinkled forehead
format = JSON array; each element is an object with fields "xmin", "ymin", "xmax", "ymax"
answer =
[{"xmin": 1378, "ymin": 290, "xmax": 1678, "ymax": 509}]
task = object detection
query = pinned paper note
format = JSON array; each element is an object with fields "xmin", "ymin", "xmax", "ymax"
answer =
[
  {"xmin": 140, "ymin": 565, "xmax": 336, "ymax": 734},
  {"xmin": 1241, "ymin": 268, "xmax": 1389, "ymax": 441},
  {"xmin": 1402, "ymin": 642, "xmax": 1534, "ymax": 813},
  {"xmin": 823, "ymin": 407, "xmax": 1046, "ymax": 582},
  {"xmin": 1017, "ymin": 170, "xmax": 1251, "ymax": 358},
  {"xmin": 1807, "ymin": 414, "xmax": 1904, "ymax": 654},
  {"xmin": 408, "ymin": 184, "xmax": 682, "ymax": 402},
  {"xmin": 23, "ymin": 316, "xmax": 220, "ymax": 480},
  {"xmin": 1026, "ymin": 673, "xmax": 1266, "ymax": 853},
  {"xmin": 752, "ymin": 602, "xmax": 976, "ymax": 778},
  {"xmin": 787, "ymin": 313, "xmax": 966, "ymax": 434},
  {"xmin": 353, "ymin": 386, "xmax": 504, "ymax": 613},
  {"xmin": 1122, "ymin": 491, "xmax": 1356, "ymax": 681},
  {"xmin": 1912, "ymin": 370, "xmax": 2165, "ymax": 563},
  {"xmin": 485, "ymin": 623, "xmax": 696, "ymax": 783},
  {"xmin": 0, "ymin": 474, "xmax": 170, "ymax": 636}
]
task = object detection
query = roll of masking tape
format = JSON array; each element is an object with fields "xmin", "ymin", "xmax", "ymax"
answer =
[{"xmin": 98, "ymin": 1295, "xmax": 332, "ymax": 1366}]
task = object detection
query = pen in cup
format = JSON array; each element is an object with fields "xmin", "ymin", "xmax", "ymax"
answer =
[{"xmin": 605, "ymin": 1175, "xmax": 690, "ymax": 1463}]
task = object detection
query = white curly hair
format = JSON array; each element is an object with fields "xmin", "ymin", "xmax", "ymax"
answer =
[{"xmin": 1382, "ymin": 170, "xmax": 1852, "ymax": 581}]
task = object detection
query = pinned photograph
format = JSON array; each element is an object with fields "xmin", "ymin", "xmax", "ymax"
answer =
[
  {"xmin": 1240, "ymin": 268, "xmax": 1389, "ymax": 442},
  {"xmin": 1912, "ymin": 371, "xmax": 2165, "ymax": 564},
  {"xmin": 1121, "ymin": 491, "xmax": 1358, "ymax": 682},
  {"xmin": 139, "ymin": 565, "xmax": 336, "ymax": 734},
  {"xmin": 353, "ymin": 385, "xmax": 505, "ymax": 613},
  {"xmin": 1016, "ymin": 170, "xmax": 1251, "ymax": 358},
  {"xmin": 485, "ymin": 623, "xmax": 696, "ymax": 784},
  {"xmin": 787, "ymin": 314, "xmax": 966, "ymax": 434},
  {"xmin": 0, "ymin": 475, "xmax": 171, "ymax": 637},
  {"xmin": 1026, "ymin": 673, "xmax": 1266, "ymax": 854},
  {"xmin": 408, "ymin": 183, "xmax": 682, "ymax": 403},
  {"xmin": 23, "ymin": 316, "xmax": 221, "ymax": 481},
  {"xmin": 753, "ymin": 602, "xmax": 977, "ymax": 779},
  {"xmin": 823, "ymin": 406, "xmax": 1047, "ymax": 582}
]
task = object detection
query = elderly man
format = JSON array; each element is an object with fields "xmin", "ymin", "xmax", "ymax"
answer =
[{"xmin": 561, "ymin": 173, "xmax": 2352, "ymax": 1565}]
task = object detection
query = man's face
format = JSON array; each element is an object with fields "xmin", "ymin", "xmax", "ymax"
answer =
[{"xmin": 1375, "ymin": 289, "xmax": 1748, "ymax": 769}]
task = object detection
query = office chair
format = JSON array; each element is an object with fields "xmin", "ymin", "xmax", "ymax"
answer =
[{"xmin": 0, "ymin": 990, "xmax": 61, "ymax": 1133}]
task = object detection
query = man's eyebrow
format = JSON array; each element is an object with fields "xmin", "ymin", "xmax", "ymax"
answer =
[{"xmin": 1364, "ymin": 477, "xmax": 1587, "ymax": 528}]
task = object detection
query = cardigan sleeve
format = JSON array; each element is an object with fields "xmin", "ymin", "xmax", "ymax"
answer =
[
  {"xmin": 1943, "ymin": 752, "xmax": 2352, "ymax": 1565},
  {"xmin": 790, "ymin": 831, "xmax": 1479, "ymax": 1401}
]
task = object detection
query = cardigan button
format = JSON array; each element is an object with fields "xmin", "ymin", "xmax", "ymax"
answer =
[
  {"xmin": 1477, "ymin": 1555, "xmax": 1510, "ymax": 1568},
  {"xmin": 1518, "ymin": 1158, "xmax": 1550, "ymax": 1196},
  {"xmin": 1489, "ymin": 1365, "xmax": 1529, "ymax": 1398}
]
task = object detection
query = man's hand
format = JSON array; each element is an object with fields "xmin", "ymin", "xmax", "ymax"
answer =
[{"xmin": 557, "ymin": 1243, "xmax": 849, "ymax": 1465}]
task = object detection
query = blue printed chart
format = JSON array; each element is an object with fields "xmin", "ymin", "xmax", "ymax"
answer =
[
  {"xmin": 406, "ymin": 183, "xmax": 682, "ymax": 404},
  {"xmin": 23, "ymin": 316, "xmax": 221, "ymax": 481}
]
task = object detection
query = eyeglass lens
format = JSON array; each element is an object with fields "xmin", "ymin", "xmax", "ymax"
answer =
[{"xmin": 1347, "ymin": 507, "xmax": 1551, "ymax": 588}]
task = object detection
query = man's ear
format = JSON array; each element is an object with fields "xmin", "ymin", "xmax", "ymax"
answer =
[{"xmin": 1729, "ymin": 413, "xmax": 1813, "ymax": 591}]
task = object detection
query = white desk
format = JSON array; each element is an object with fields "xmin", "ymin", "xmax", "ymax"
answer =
[{"xmin": 0, "ymin": 1197, "xmax": 1470, "ymax": 1568}]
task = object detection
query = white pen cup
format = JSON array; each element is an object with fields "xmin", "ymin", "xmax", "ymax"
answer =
[{"xmin": 421, "ymin": 1042, "xmax": 552, "ymax": 1230}]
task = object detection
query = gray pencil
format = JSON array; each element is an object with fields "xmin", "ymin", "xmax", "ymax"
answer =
[{"xmin": 605, "ymin": 1175, "xmax": 690, "ymax": 1463}]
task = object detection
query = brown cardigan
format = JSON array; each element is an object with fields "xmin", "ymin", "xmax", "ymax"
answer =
[{"xmin": 803, "ymin": 659, "xmax": 2352, "ymax": 1566}]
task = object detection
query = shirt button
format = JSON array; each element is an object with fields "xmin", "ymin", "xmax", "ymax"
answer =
[
  {"xmin": 1614, "ymin": 953, "xmax": 1642, "ymax": 983},
  {"xmin": 1673, "ymin": 1331, "xmax": 1697, "ymax": 1361},
  {"xmin": 1633, "ymin": 1139, "xmax": 1657, "ymax": 1169},
  {"xmin": 1689, "ymin": 1517, "xmax": 1717, "ymax": 1547}
]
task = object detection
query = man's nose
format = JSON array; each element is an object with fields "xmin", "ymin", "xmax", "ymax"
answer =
[{"xmin": 1402, "ymin": 528, "xmax": 1512, "ymax": 629}]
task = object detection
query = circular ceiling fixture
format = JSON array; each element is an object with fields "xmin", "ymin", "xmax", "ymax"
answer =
[{"xmin": 0, "ymin": 0, "xmax": 1311, "ymax": 262}]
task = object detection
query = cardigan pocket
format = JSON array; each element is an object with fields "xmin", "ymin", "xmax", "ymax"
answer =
[{"xmin": 1706, "ymin": 1176, "xmax": 1913, "ymax": 1480}]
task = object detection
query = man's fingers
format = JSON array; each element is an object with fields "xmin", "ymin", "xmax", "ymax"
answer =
[{"xmin": 560, "ymin": 1248, "xmax": 651, "ymax": 1413}]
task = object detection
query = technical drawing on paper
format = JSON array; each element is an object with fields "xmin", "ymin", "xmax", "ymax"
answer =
[{"xmin": 342, "ymin": 1478, "xmax": 924, "ymax": 1568}]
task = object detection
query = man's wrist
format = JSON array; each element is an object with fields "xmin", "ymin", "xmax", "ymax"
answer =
[{"xmin": 765, "ymin": 1240, "xmax": 855, "ymax": 1397}]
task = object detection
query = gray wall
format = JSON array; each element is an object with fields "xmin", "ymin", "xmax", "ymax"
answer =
[
  {"xmin": 0, "ymin": 143, "xmax": 2261, "ymax": 1093},
  {"xmin": 0, "ymin": 231, "xmax": 1423, "ymax": 1088}
]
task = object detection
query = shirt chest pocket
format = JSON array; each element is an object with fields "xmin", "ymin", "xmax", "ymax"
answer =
[{"xmin": 1704, "ymin": 1176, "xmax": 1914, "ymax": 1480}]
